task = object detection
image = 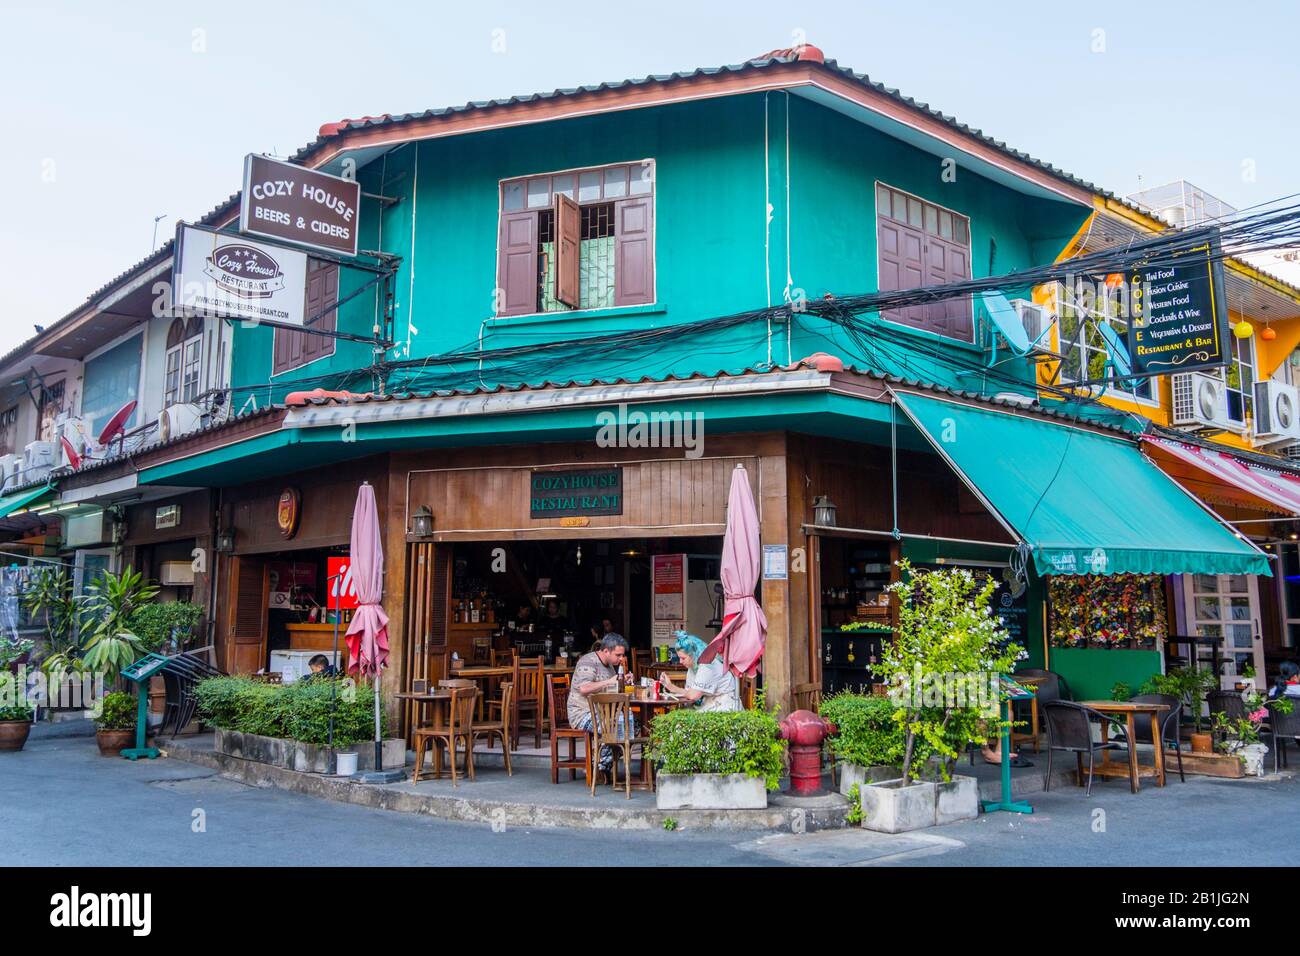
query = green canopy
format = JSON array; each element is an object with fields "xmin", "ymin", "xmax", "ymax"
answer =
[
  {"xmin": 894, "ymin": 392, "xmax": 1270, "ymax": 577},
  {"xmin": 0, "ymin": 484, "xmax": 54, "ymax": 519}
]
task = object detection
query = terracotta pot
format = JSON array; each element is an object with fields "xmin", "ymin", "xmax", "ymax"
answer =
[
  {"xmin": 1190, "ymin": 732, "xmax": 1213, "ymax": 754},
  {"xmin": 96, "ymin": 728, "xmax": 135, "ymax": 757},
  {"xmin": 0, "ymin": 720, "xmax": 32, "ymax": 752}
]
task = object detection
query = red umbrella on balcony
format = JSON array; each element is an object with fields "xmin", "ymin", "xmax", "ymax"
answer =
[
  {"xmin": 344, "ymin": 481, "xmax": 392, "ymax": 775},
  {"xmin": 700, "ymin": 463, "xmax": 767, "ymax": 678}
]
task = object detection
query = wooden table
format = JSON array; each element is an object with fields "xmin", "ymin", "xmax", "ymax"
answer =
[
  {"xmin": 623, "ymin": 693, "xmax": 685, "ymax": 787},
  {"xmin": 394, "ymin": 689, "xmax": 468, "ymax": 780},
  {"xmin": 1080, "ymin": 700, "xmax": 1169, "ymax": 792},
  {"xmin": 453, "ymin": 664, "xmax": 573, "ymax": 719}
]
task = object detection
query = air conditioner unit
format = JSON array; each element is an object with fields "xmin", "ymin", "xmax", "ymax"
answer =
[
  {"xmin": 159, "ymin": 561, "xmax": 196, "ymax": 587},
  {"xmin": 0, "ymin": 454, "xmax": 19, "ymax": 493},
  {"xmin": 1275, "ymin": 442, "xmax": 1300, "ymax": 462},
  {"xmin": 1009, "ymin": 299, "xmax": 1055, "ymax": 353},
  {"xmin": 158, "ymin": 403, "xmax": 204, "ymax": 443},
  {"xmin": 1171, "ymin": 372, "xmax": 1233, "ymax": 431},
  {"xmin": 1254, "ymin": 380, "xmax": 1300, "ymax": 444}
]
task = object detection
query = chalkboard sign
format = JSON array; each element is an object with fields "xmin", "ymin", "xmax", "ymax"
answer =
[
  {"xmin": 1124, "ymin": 233, "xmax": 1230, "ymax": 377},
  {"xmin": 994, "ymin": 582, "xmax": 1028, "ymax": 650},
  {"xmin": 530, "ymin": 467, "xmax": 623, "ymax": 518}
]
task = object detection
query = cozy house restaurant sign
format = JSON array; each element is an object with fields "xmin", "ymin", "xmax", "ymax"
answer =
[
  {"xmin": 529, "ymin": 468, "xmax": 623, "ymax": 518},
  {"xmin": 240, "ymin": 154, "xmax": 361, "ymax": 257}
]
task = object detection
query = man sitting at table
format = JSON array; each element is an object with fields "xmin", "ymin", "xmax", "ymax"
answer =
[{"xmin": 569, "ymin": 632, "xmax": 634, "ymax": 773}]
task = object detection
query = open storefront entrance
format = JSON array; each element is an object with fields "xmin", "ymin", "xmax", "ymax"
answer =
[{"xmin": 400, "ymin": 535, "xmax": 723, "ymax": 680}]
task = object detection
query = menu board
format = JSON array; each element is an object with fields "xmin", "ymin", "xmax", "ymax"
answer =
[
  {"xmin": 1123, "ymin": 233, "xmax": 1230, "ymax": 377},
  {"xmin": 993, "ymin": 582, "xmax": 1028, "ymax": 649}
]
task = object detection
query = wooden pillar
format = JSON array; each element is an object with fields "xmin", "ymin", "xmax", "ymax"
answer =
[
  {"xmin": 758, "ymin": 439, "xmax": 792, "ymax": 713},
  {"xmin": 382, "ymin": 454, "xmax": 408, "ymax": 730}
]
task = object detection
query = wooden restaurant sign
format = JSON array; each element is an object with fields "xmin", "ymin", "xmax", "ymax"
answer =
[
  {"xmin": 240, "ymin": 154, "xmax": 361, "ymax": 257},
  {"xmin": 530, "ymin": 467, "xmax": 623, "ymax": 518}
]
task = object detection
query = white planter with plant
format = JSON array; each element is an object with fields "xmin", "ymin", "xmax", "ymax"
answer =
[
  {"xmin": 818, "ymin": 692, "xmax": 906, "ymax": 796},
  {"xmin": 1213, "ymin": 689, "xmax": 1288, "ymax": 777},
  {"xmin": 859, "ymin": 560, "xmax": 1023, "ymax": 832},
  {"xmin": 649, "ymin": 709, "xmax": 785, "ymax": 811}
]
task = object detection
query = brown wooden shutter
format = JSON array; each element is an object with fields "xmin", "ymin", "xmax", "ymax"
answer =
[
  {"xmin": 226, "ymin": 555, "xmax": 268, "ymax": 674},
  {"xmin": 274, "ymin": 259, "xmax": 338, "ymax": 374},
  {"xmin": 878, "ymin": 219, "xmax": 926, "ymax": 329},
  {"xmin": 614, "ymin": 197, "xmax": 653, "ymax": 306},
  {"xmin": 498, "ymin": 210, "xmax": 538, "ymax": 316},
  {"xmin": 554, "ymin": 194, "xmax": 581, "ymax": 308}
]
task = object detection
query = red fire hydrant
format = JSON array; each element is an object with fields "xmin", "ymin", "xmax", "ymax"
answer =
[{"xmin": 778, "ymin": 710, "xmax": 835, "ymax": 796}]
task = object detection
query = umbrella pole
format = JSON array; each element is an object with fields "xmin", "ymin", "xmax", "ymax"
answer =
[
  {"xmin": 373, "ymin": 670, "xmax": 383, "ymax": 770},
  {"xmin": 327, "ymin": 579, "xmax": 340, "ymax": 772}
]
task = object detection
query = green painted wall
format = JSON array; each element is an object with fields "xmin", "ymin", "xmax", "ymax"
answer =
[
  {"xmin": 1048, "ymin": 648, "xmax": 1164, "ymax": 703},
  {"xmin": 228, "ymin": 91, "xmax": 1092, "ymax": 408}
]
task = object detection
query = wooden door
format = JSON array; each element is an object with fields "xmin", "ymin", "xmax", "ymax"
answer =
[
  {"xmin": 226, "ymin": 555, "xmax": 269, "ymax": 674},
  {"xmin": 401, "ymin": 542, "xmax": 450, "ymax": 738},
  {"xmin": 1182, "ymin": 574, "xmax": 1265, "ymax": 690}
]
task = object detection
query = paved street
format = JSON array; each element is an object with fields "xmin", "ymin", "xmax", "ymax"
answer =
[{"xmin": 5, "ymin": 734, "xmax": 1299, "ymax": 867}]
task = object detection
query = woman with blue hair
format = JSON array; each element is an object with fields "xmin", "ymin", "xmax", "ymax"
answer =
[{"xmin": 659, "ymin": 631, "xmax": 741, "ymax": 712}]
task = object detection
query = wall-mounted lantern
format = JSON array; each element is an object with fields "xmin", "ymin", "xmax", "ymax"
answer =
[
  {"xmin": 411, "ymin": 505, "xmax": 435, "ymax": 538},
  {"xmin": 812, "ymin": 495, "xmax": 837, "ymax": 528}
]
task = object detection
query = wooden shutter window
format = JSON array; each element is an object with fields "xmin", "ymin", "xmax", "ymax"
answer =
[
  {"xmin": 614, "ymin": 197, "xmax": 653, "ymax": 306},
  {"xmin": 554, "ymin": 193, "xmax": 581, "ymax": 308},
  {"xmin": 273, "ymin": 259, "xmax": 338, "ymax": 374},
  {"xmin": 499, "ymin": 210, "xmax": 538, "ymax": 316}
]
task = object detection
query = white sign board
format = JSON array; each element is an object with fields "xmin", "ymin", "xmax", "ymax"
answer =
[
  {"xmin": 762, "ymin": 544, "xmax": 788, "ymax": 580},
  {"xmin": 172, "ymin": 223, "xmax": 308, "ymax": 326}
]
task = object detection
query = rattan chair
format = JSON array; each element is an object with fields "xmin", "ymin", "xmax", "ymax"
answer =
[{"xmin": 1041, "ymin": 700, "xmax": 1126, "ymax": 796}]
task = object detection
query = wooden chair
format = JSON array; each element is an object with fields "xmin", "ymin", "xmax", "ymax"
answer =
[
  {"xmin": 428, "ymin": 650, "xmax": 451, "ymax": 686},
  {"xmin": 738, "ymin": 674, "xmax": 757, "ymax": 710},
  {"xmin": 547, "ymin": 675, "xmax": 592, "ymax": 785},
  {"xmin": 792, "ymin": 682, "xmax": 822, "ymax": 713},
  {"xmin": 413, "ymin": 687, "xmax": 478, "ymax": 786},
  {"xmin": 513, "ymin": 656, "xmax": 546, "ymax": 750},
  {"xmin": 438, "ymin": 679, "xmax": 475, "ymax": 690},
  {"xmin": 631, "ymin": 648, "xmax": 653, "ymax": 681},
  {"xmin": 491, "ymin": 648, "xmax": 518, "ymax": 667},
  {"xmin": 472, "ymin": 682, "xmax": 514, "ymax": 775},
  {"xmin": 588, "ymin": 693, "xmax": 650, "ymax": 799}
]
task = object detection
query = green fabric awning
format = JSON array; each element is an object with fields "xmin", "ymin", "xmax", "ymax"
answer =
[
  {"xmin": 0, "ymin": 484, "xmax": 55, "ymax": 519},
  {"xmin": 894, "ymin": 392, "xmax": 1270, "ymax": 577}
]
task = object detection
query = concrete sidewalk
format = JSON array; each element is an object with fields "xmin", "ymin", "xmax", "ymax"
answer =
[{"xmin": 161, "ymin": 733, "xmax": 850, "ymax": 832}]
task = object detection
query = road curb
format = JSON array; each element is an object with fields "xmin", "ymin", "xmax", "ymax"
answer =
[{"xmin": 160, "ymin": 740, "xmax": 852, "ymax": 832}]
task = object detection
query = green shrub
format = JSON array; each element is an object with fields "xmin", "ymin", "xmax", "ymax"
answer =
[
  {"xmin": 819, "ymin": 692, "xmax": 905, "ymax": 769},
  {"xmin": 649, "ymin": 708, "xmax": 786, "ymax": 790},
  {"xmin": 194, "ymin": 676, "xmax": 385, "ymax": 747},
  {"xmin": 0, "ymin": 702, "xmax": 34, "ymax": 722},
  {"xmin": 97, "ymin": 691, "xmax": 138, "ymax": 731},
  {"xmin": 126, "ymin": 602, "xmax": 204, "ymax": 652}
]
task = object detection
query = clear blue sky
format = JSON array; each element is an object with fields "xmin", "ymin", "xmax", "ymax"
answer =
[{"xmin": 1, "ymin": 0, "xmax": 1296, "ymax": 354}]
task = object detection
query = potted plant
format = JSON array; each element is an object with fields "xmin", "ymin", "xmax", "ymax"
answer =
[
  {"xmin": 650, "ymin": 708, "xmax": 785, "ymax": 810},
  {"xmin": 818, "ymin": 692, "xmax": 905, "ymax": 795},
  {"xmin": 1213, "ymin": 688, "xmax": 1286, "ymax": 776},
  {"xmin": 0, "ymin": 701, "xmax": 35, "ymax": 751},
  {"xmin": 861, "ymin": 561, "xmax": 1022, "ymax": 833},
  {"xmin": 95, "ymin": 690, "xmax": 138, "ymax": 756}
]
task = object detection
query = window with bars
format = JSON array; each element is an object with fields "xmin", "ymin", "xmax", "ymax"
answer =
[
  {"xmin": 876, "ymin": 183, "xmax": 972, "ymax": 340},
  {"xmin": 497, "ymin": 162, "xmax": 654, "ymax": 316},
  {"xmin": 1056, "ymin": 283, "xmax": 1155, "ymax": 402}
]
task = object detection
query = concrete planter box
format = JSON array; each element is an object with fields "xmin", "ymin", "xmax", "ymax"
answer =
[
  {"xmin": 934, "ymin": 774, "xmax": 980, "ymax": 825},
  {"xmin": 656, "ymin": 773, "xmax": 768, "ymax": 810},
  {"xmin": 214, "ymin": 728, "xmax": 404, "ymax": 775},
  {"xmin": 860, "ymin": 778, "xmax": 937, "ymax": 833},
  {"xmin": 837, "ymin": 762, "xmax": 898, "ymax": 797}
]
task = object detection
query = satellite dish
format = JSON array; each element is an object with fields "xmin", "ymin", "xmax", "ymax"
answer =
[
  {"xmin": 98, "ymin": 400, "xmax": 137, "ymax": 448},
  {"xmin": 59, "ymin": 435, "xmax": 82, "ymax": 470}
]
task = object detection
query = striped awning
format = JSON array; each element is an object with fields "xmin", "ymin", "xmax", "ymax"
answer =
[{"xmin": 1142, "ymin": 436, "xmax": 1300, "ymax": 515}]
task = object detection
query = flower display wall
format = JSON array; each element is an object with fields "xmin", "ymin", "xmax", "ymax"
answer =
[{"xmin": 1048, "ymin": 574, "xmax": 1166, "ymax": 650}]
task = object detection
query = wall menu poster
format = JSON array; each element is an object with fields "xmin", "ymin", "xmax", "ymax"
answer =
[{"xmin": 652, "ymin": 554, "xmax": 685, "ymax": 620}]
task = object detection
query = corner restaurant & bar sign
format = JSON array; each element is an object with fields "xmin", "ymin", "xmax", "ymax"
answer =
[
  {"xmin": 1124, "ymin": 235, "xmax": 1230, "ymax": 377},
  {"xmin": 530, "ymin": 467, "xmax": 623, "ymax": 518}
]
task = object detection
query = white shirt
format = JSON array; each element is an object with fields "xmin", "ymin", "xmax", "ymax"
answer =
[{"xmin": 686, "ymin": 659, "xmax": 740, "ymax": 712}]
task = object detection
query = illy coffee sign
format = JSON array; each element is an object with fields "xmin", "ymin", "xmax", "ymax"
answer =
[{"xmin": 240, "ymin": 154, "xmax": 361, "ymax": 257}]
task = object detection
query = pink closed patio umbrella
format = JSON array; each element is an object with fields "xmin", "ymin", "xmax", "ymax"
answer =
[
  {"xmin": 699, "ymin": 463, "xmax": 767, "ymax": 678},
  {"xmin": 343, "ymin": 481, "xmax": 395, "ymax": 777}
]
